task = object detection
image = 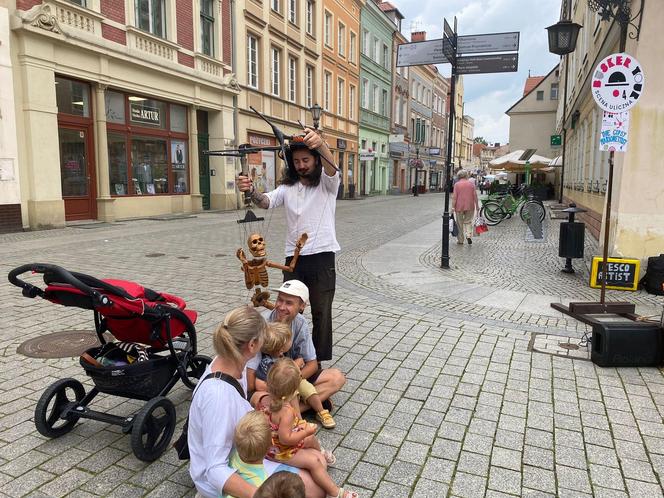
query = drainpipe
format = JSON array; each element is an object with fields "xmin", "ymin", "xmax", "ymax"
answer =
[{"xmin": 230, "ymin": 0, "xmax": 241, "ymax": 209}]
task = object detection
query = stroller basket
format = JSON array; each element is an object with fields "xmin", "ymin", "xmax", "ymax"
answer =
[{"xmin": 80, "ymin": 346, "xmax": 176, "ymax": 401}]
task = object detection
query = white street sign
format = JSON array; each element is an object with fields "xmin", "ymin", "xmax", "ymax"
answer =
[
  {"xmin": 599, "ymin": 111, "xmax": 629, "ymax": 152},
  {"xmin": 397, "ymin": 39, "xmax": 447, "ymax": 66},
  {"xmin": 591, "ymin": 53, "xmax": 645, "ymax": 112},
  {"xmin": 457, "ymin": 32, "xmax": 519, "ymax": 55}
]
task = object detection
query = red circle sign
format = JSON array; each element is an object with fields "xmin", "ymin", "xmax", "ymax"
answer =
[{"xmin": 591, "ymin": 53, "xmax": 645, "ymax": 112}]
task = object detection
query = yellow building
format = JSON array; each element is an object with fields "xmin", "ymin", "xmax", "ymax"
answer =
[
  {"xmin": 557, "ymin": 0, "xmax": 663, "ymax": 262},
  {"xmin": 10, "ymin": 0, "xmax": 239, "ymax": 229},
  {"xmin": 234, "ymin": 0, "xmax": 323, "ymax": 194}
]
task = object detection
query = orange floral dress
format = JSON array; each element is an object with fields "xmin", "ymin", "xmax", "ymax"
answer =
[{"xmin": 265, "ymin": 404, "xmax": 308, "ymax": 461}]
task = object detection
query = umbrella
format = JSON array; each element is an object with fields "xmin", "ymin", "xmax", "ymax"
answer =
[
  {"xmin": 489, "ymin": 150, "xmax": 553, "ymax": 172},
  {"xmin": 549, "ymin": 156, "xmax": 562, "ymax": 167}
]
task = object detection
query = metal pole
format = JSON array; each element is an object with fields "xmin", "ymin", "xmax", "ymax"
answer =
[
  {"xmin": 442, "ymin": 61, "xmax": 457, "ymax": 268},
  {"xmin": 558, "ymin": 58, "xmax": 569, "ymax": 203},
  {"xmin": 414, "ymin": 144, "xmax": 419, "ymax": 196}
]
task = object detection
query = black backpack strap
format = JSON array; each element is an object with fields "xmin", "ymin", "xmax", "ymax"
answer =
[{"xmin": 211, "ymin": 371, "xmax": 246, "ymax": 400}]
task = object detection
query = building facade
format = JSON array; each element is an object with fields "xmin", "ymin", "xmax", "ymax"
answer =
[
  {"xmin": 357, "ymin": 0, "xmax": 395, "ymax": 195},
  {"xmin": 321, "ymin": 0, "xmax": 362, "ymax": 198},
  {"xmin": 460, "ymin": 115, "xmax": 474, "ymax": 169},
  {"xmin": 234, "ymin": 0, "xmax": 322, "ymax": 197},
  {"xmin": 556, "ymin": 0, "xmax": 663, "ymax": 262},
  {"xmin": 388, "ymin": 27, "xmax": 410, "ymax": 193},
  {"xmin": 10, "ymin": 0, "xmax": 238, "ymax": 229},
  {"xmin": 429, "ymin": 71, "xmax": 448, "ymax": 190}
]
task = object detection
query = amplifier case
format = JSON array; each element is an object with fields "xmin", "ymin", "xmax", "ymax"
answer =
[{"xmin": 591, "ymin": 322, "xmax": 663, "ymax": 367}]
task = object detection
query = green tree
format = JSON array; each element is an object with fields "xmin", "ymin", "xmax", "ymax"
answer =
[{"xmin": 473, "ymin": 137, "xmax": 488, "ymax": 145}]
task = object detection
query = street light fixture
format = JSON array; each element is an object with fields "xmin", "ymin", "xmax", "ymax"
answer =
[{"xmin": 310, "ymin": 103, "xmax": 323, "ymax": 130}]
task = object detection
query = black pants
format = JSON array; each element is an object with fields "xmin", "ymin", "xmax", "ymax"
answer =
[{"xmin": 284, "ymin": 252, "xmax": 335, "ymax": 361}]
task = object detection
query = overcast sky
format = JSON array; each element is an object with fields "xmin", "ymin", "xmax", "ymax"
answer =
[{"xmin": 395, "ymin": 0, "xmax": 561, "ymax": 145}]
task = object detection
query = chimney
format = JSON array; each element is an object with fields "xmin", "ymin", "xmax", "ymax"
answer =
[{"xmin": 411, "ymin": 31, "xmax": 426, "ymax": 42}]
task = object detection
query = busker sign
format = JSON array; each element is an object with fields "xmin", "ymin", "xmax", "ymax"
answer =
[{"xmin": 591, "ymin": 53, "xmax": 644, "ymax": 112}]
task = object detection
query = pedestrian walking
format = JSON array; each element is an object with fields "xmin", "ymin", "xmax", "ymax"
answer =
[
  {"xmin": 236, "ymin": 128, "xmax": 340, "ymax": 362},
  {"xmin": 451, "ymin": 170, "xmax": 480, "ymax": 245}
]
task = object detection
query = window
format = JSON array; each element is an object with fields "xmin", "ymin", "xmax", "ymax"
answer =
[
  {"xmin": 349, "ymin": 85, "xmax": 355, "ymax": 120},
  {"xmin": 374, "ymin": 38, "xmax": 380, "ymax": 62},
  {"xmin": 272, "ymin": 0, "xmax": 279, "ymax": 13},
  {"xmin": 550, "ymin": 83, "xmax": 559, "ymax": 100},
  {"xmin": 200, "ymin": 0, "xmax": 215, "ymax": 56},
  {"xmin": 271, "ymin": 47, "xmax": 280, "ymax": 96},
  {"xmin": 56, "ymin": 77, "xmax": 91, "ymax": 117},
  {"xmin": 362, "ymin": 29, "xmax": 369, "ymax": 56},
  {"xmin": 536, "ymin": 90, "xmax": 544, "ymax": 101},
  {"xmin": 382, "ymin": 44, "xmax": 389, "ymax": 69},
  {"xmin": 337, "ymin": 78, "xmax": 344, "ymax": 115},
  {"xmin": 305, "ymin": 65, "xmax": 314, "ymax": 107},
  {"xmin": 288, "ymin": 0, "xmax": 296, "ymax": 24},
  {"xmin": 136, "ymin": 0, "xmax": 165, "ymax": 37},
  {"xmin": 361, "ymin": 78, "xmax": 369, "ymax": 109},
  {"xmin": 349, "ymin": 32, "xmax": 356, "ymax": 63},
  {"xmin": 338, "ymin": 23, "xmax": 346, "ymax": 57},
  {"xmin": 381, "ymin": 89, "xmax": 388, "ymax": 116},
  {"xmin": 372, "ymin": 84, "xmax": 378, "ymax": 112},
  {"xmin": 247, "ymin": 35, "xmax": 258, "ymax": 88},
  {"xmin": 306, "ymin": 0, "xmax": 314, "ymax": 35},
  {"xmin": 324, "ymin": 71, "xmax": 331, "ymax": 110},
  {"xmin": 106, "ymin": 93, "xmax": 188, "ymax": 197},
  {"xmin": 324, "ymin": 12, "xmax": 332, "ymax": 47},
  {"xmin": 288, "ymin": 57, "xmax": 297, "ymax": 102}
]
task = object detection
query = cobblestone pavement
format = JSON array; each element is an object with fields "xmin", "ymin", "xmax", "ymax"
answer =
[{"xmin": 1, "ymin": 194, "xmax": 663, "ymax": 497}]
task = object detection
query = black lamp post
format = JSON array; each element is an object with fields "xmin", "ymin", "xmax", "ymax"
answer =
[
  {"xmin": 310, "ymin": 103, "xmax": 323, "ymax": 130},
  {"xmin": 546, "ymin": 2, "xmax": 582, "ymax": 204}
]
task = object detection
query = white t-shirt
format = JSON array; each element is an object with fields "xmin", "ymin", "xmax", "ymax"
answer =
[
  {"xmin": 188, "ymin": 360, "xmax": 286, "ymax": 498},
  {"xmin": 265, "ymin": 170, "xmax": 340, "ymax": 257}
]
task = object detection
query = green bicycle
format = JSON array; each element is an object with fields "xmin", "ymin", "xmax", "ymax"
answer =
[{"xmin": 480, "ymin": 185, "xmax": 546, "ymax": 226}]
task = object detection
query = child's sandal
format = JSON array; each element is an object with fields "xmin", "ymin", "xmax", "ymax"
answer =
[
  {"xmin": 337, "ymin": 488, "xmax": 359, "ymax": 498},
  {"xmin": 321, "ymin": 448, "xmax": 336, "ymax": 465}
]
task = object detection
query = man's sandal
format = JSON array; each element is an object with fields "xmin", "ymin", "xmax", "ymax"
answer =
[
  {"xmin": 316, "ymin": 409, "xmax": 336, "ymax": 429},
  {"xmin": 321, "ymin": 448, "xmax": 336, "ymax": 465}
]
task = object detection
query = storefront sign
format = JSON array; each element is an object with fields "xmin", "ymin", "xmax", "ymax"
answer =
[
  {"xmin": 359, "ymin": 151, "xmax": 375, "ymax": 161},
  {"xmin": 389, "ymin": 134, "xmax": 404, "ymax": 143},
  {"xmin": 130, "ymin": 103, "xmax": 161, "ymax": 125},
  {"xmin": 591, "ymin": 53, "xmax": 645, "ymax": 113},
  {"xmin": 599, "ymin": 111, "xmax": 629, "ymax": 152},
  {"xmin": 590, "ymin": 256, "xmax": 640, "ymax": 291},
  {"xmin": 429, "ymin": 147, "xmax": 441, "ymax": 155},
  {"xmin": 337, "ymin": 139, "xmax": 347, "ymax": 149}
]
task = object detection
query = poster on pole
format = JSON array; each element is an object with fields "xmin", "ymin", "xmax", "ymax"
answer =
[{"xmin": 599, "ymin": 111, "xmax": 629, "ymax": 152}]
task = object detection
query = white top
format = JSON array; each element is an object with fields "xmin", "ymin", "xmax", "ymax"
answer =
[
  {"xmin": 188, "ymin": 360, "xmax": 286, "ymax": 498},
  {"xmin": 265, "ymin": 170, "xmax": 340, "ymax": 257}
]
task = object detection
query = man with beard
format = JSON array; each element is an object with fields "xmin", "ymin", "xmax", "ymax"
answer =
[
  {"xmin": 247, "ymin": 281, "xmax": 346, "ymax": 421},
  {"xmin": 237, "ymin": 127, "xmax": 340, "ymax": 364}
]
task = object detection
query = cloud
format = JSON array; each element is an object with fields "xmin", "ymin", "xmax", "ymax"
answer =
[{"xmin": 396, "ymin": 0, "xmax": 562, "ymax": 142}]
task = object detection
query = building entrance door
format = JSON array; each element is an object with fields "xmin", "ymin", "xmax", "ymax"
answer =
[
  {"xmin": 198, "ymin": 134, "xmax": 211, "ymax": 209},
  {"xmin": 360, "ymin": 162, "xmax": 366, "ymax": 196},
  {"xmin": 58, "ymin": 126, "xmax": 97, "ymax": 220}
]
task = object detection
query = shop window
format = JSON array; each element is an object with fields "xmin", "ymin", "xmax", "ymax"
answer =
[
  {"xmin": 55, "ymin": 77, "xmax": 91, "ymax": 117},
  {"xmin": 131, "ymin": 137, "xmax": 168, "ymax": 194},
  {"xmin": 105, "ymin": 91, "xmax": 126, "ymax": 123},
  {"xmin": 108, "ymin": 133, "xmax": 128, "ymax": 195},
  {"xmin": 136, "ymin": 0, "xmax": 165, "ymax": 38},
  {"xmin": 170, "ymin": 104, "xmax": 187, "ymax": 133}
]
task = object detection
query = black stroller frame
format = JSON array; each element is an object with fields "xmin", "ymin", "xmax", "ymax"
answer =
[{"xmin": 8, "ymin": 263, "xmax": 210, "ymax": 461}]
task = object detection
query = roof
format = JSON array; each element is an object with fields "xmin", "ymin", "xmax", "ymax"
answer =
[
  {"xmin": 473, "ymin": 143, "xmax": 486, "ymax": 156},
  {"xmin": 378, "ymin": 1, "xmax": 404, "ymax": 18},
  {"xmin": 523, "ymin": 76, "xmax": 545, "ymax": 96},
  {"xmin": 505, "ymin": 65, "xmax": 558, "ymax": 115}
]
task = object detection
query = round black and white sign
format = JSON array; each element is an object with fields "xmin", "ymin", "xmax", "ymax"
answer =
[{"xmin": 591, "ymin": 53, "xmax": 645, "ymax": 112}]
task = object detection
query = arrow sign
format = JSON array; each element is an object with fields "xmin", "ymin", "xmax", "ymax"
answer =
[
  {"xmin": 457, "ymin": 32, "xmax": 520, "ymax": 55},
  {"xmin": 397, "ymin": 39, "xmax": 449, "ymax": 66},
  {"xmin": 457, "ymin": 53, "xmax": 519, "ymax": 75},
  {"xmin": 444, "ymin": 18, "xmax": 455, "ymax": 44}
]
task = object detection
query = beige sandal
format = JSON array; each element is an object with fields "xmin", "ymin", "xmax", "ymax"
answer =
[
  {"xmin": 338, "ymin": 488, "xmax": 359, "ymax": 498},
  {"xmin": 321, "ymin": 448, "xmax": 336, "ymax": 465},
  {"xmin": 316, "ymin": 409, "xmax": 336, "ymax": 429}
]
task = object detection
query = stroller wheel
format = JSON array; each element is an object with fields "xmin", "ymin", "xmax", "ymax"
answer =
[
  {"xmin": 130, "ymin": 396, "xmax": 176, "ymax": 462},
  {"xmin": 181, "ymin": 354, "xmax": 212, "ymax": 390},
  {"xmin": 35, "ymin": 378, "xmax": 85, "ymax": 438}
]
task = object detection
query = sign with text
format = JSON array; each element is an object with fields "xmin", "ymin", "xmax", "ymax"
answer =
[
  {"xmin": 591, "ymin": 53, "xmax": 645, "ymax": 113},
  {"xmin": 397, "ymin": 39, "xmax": 447, "ymax": 66},
  {"xmin": 599, "ymin": 111, "xmax": 629, "ymax": 152},
  {"xmin": 457, "ymin": 32, "xmax": 519, "ymax": 55},
  {"xmin": 590, "ymin": 256, "xmax": 640, "ymax": 291},
  {"xmin": 457, "ymin": 53, "xmax": 518, "ymax": 75},
  {"xmin": 550, "ymin": 134, "xmax": 562, "ymax": 147},
  {"xmin": 130, "ymin": 103, "xmax": 161, "ymax": 126}
]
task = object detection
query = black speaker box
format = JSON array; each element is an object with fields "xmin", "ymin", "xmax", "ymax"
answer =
[{"xmin": 591, "ymin": 321, "xmax": 664, "ymax": 367}]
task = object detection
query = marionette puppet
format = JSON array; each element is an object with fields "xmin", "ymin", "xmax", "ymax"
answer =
[{"xmin": 236, "ymin": 232, "xmax": 308, "ymax": 309}]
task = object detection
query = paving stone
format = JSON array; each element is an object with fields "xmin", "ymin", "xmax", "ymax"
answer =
[
  {"xmin": 420, "ymin": 456, "xmax": 455, "ymax": 484},
  {"xmin": 457, "ymin": 451, "xmax": 490, "ymax": 477},
  {"xmin": 619, "ymin": 457, "xmax": 658, "ymax": 483},
  {"xmin": 361, "ymin": 442, "xmax": 398, "ymax": 467},
  {"xmin": 412, "ymin": 478, "xmax": 449, "ymax": 498},
  {"xmin": 556, "ymin": 465, "xmax": 592, "ymax": 494},
  {"xmin": 346, "ymin": 462, "xmax": 386, "ymax": 491},
  {"xmin": 396, "ymin": 441, "xmax": 429, "ymax": 466},
  {"xmin": 383, "ymin": 460, "xmax": 421, "ymax": 487},
  {"xmin": 451, "ymin": 472, "xmax": 488, "ymax": 498},
  {"xmin": 523, "ymin": 465, "xmax": 556, "ymax": 494},
  {"xmin": 491, "ymin": 447, "xmax": 522, "ymax": 471},
  {"xmin": 625, "ymin": 479, "xmax": 664, "ymax": 497},
  {"xmin": 488, "ymin": 466, "xmax": 522, "ymax": 495}
]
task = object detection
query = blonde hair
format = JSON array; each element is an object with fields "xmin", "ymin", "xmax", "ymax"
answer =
[
  {"xmin": 233, "ymin": 411, "xmax": 271, "ymax": 463},
  {"xmin": 213, "ymin": 306, "xmax": 266, "ymax": 367},
  {"xmin": 266, "ymin": 358, "xmax": 301, "ymax": 414},
  {"xmin": 254, "ymin": 471, "xmax": 305, "ymax": 498},
  {"xmin": 262, "ymin": 322, "xmax": 293, "ymax": 356}
]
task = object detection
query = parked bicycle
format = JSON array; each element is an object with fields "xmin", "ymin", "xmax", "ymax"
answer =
[{"xmin": 480, "ymin": 185, "xmax": 546, "ymax": 226}]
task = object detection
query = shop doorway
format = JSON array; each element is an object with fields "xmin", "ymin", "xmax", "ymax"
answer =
[
  {"xmin": 360, "ymin": 162, "xmax": 366, "ymax": 196},
  {"xmin": 58, "ymin": 125, "xmax": 97, "ymax": 220},
  {"xmin": 198, "ymin": 134, "xmax": 210, "ymax": 209}
]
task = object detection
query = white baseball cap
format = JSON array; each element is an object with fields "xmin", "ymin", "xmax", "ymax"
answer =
[{"xmin": 273, "ymin": 280, "xmax": 309, "ymax": 304}]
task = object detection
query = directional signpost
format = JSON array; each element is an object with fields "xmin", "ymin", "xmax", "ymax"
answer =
[{"xmin": 397, "ymin": 18, "xmax": 520, "ymax": 269}]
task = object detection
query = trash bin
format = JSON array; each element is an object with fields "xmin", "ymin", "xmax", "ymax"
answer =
[{"xmin": 559, "ymin": 203, "xmax": 587, "ymax": 273}]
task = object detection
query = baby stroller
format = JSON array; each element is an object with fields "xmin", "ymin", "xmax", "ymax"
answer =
[{"xmin": 8, "ymin": 263, "xmax": 210, "ymax": 461}]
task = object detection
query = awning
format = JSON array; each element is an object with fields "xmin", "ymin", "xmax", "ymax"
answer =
[
  {"xmin": 489, "ymin": 150, "xmax": 553, "ymax": 173},
  {"xmin": 549, "ymin": 156, "xmax": 562, "ymax": 167}
]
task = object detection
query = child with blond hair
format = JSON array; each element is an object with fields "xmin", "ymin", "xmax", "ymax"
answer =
[
  {"xmin": 253, "ymin": 322, "xmax": 336, "ymax": 429},
  {"xmin": 265, "ymin": 358, "xmax": 359, "ymax": 498}
]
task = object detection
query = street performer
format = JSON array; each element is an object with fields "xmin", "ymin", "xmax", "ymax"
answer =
[{"xmin": 236, "ymin": 127, "xmax": 340, "ymax": 363}]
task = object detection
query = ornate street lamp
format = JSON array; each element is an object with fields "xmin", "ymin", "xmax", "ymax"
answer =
[
  {"xmin": 310, "ymin": 103, "xmax": 323, "ymax": 130},
  {"xmin": 546, "ymin": 20, "xmax": 582, "ymax": 55}
]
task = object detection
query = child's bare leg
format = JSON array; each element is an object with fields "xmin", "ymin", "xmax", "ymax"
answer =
[
  {"xmin": 285, "ymin": 449, "xmax": 338, "ymax": 497},
  {"xmin": 303, "ymin": 434, "xmax": 321, "ymax": 450}
]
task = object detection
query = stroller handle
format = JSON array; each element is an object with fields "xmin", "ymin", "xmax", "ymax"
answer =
[{"xmin": 8, "ymin": 263, "xmax": 112, "ymax": 306}]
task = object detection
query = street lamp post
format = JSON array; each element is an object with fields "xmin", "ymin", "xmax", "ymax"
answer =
[
  {"xmin": 413, "ymin": 141, "xmax": 421, "ymax": 196},
  {"xmin": 310, "ymin": 103, "xmax": 323, "ymax": 130}
]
